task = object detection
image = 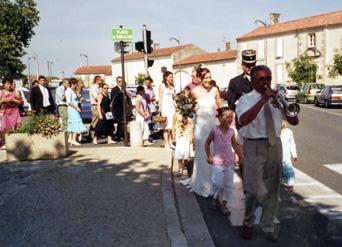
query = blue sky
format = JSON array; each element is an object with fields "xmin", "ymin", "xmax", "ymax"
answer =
[{"xmin": 23, "ymin": 0, "xmax": 342, "ymax": 77}]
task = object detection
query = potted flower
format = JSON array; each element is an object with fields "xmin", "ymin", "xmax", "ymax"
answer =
[{"xmin": 5, "ymin": 114, "xmax": 68, "ymax": 161}]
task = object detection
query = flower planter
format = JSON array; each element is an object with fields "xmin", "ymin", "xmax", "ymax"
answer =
[{"xmin": 5, "ymin": 132, "xmax": 68, "ymax": 161}]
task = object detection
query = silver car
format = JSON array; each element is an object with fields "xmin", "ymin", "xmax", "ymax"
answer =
[
  {"xmin": 314, "ymin": 85, "xmax": 342, "ymax": 108},
  {"xmin": 275, "ymin": 84, "xmax": 300, "ymax": 101}
]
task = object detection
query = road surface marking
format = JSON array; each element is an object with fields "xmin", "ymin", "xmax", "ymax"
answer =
[
  {"xmin": 323, "ymin": 164, "xmax": 342, "ymax": 175},
  {"xmin": 300, "ymin": 104, "xmax": 342, "ymax": 117}
]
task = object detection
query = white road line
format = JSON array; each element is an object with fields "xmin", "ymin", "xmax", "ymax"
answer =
[
  {"xmin": 305, "ymin": 195, "xmax": 342, "ymax": 199},
  {"xmin": 300, "ymin": 104, "xmax": 342, "ymax": 117},
  {"xmin": 323, "ymin": 164, "xmax": 342, "ymax": 175}
]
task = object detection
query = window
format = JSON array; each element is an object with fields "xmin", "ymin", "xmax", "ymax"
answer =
[
  {"xmin": 276, "ymin": 64, "xmax": 283, "ymax": 84},
  {"xmin": 276, "ymin": 37, "xmax": 283, "ymax": 58},
  {"xmin": 308, "ymin": 33, "xmax": 316, "ymax": 47},
  {"xmin": 257, "ymin": 40, "xmax": 265, "ymax": 60}
]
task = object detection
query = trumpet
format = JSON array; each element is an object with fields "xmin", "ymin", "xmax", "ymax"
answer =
[
  {"xmin": 273, "ymin": 91, "xmax": 300, "ymax": 117},
  {"xmin": 265, "ymin": 86, "xmax": 300, "ymax": 117}
]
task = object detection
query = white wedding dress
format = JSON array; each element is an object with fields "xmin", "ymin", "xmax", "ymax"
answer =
[{"xmin": 182, "ymin": 97, "xmax": 217, "ymax": 197}]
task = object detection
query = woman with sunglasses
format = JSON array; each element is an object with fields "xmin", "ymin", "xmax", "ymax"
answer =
[{"xmin": 93, "ymin": 83, "xmax": 115, "ymax": 144}]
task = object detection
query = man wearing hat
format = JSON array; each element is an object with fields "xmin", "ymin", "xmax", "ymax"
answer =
[
  {"xmin": 227, "ymin": 49, "xmax": 256, "ymax": 181},
  {"xmin": 227, "ymin": 49, "xmax": 256, "ymax": 114}
]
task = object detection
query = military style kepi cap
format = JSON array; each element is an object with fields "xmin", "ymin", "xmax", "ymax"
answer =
[{"xmin": 242, "ymin": 49, "xmax": 256, "ymax": 64}]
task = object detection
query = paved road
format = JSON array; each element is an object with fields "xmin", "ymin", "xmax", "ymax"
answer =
[{"xmin": 291, "ymin": 104, "xmax": 342, "ymax": 194}]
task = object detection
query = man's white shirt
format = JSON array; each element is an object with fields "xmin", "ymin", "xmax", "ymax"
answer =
[
  {"xmin": 90, "ymin": 84, "xmax": 100, "ymax": 105},
  {"xmin": 236, "ymin": 89, "xmax": 283, "ymax": 139}
]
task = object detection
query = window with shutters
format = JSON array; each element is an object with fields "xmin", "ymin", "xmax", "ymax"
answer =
[
  {"xmin": 276, "ymin": 37, "xmax": 283, "ymax": 58},
  {"xmin": 308, "ymin": 33, "xmax": 316, "ymax": 47}
]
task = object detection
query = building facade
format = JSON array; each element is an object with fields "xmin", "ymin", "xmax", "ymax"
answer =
[
  {"xmin": 237, "ymin": 10, "xmax": 342, "ymax": 86},
  {"xmin": 74, "ymin": 66, "xmax": 112, "ymax": 87},
  {"xmin": 111, "ymin": 44, "xmax": 205, "ymax": 93},
  {"xmin": 174, "ymin": 43, "xmax": 238, "ymax": 90}
]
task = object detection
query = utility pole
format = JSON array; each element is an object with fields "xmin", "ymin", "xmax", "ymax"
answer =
[
  {"xmin": 119, "ymin": 25, "xmax": 128, "ymax": 146},
  {"xmin": 35, "ymin": 55, "xmax": 39, "ymax": 79},
  {"xmin": 47, "ymin": 61, "xmax": 53, "ymax": 84},
  {"xmin": 143, "ymin": 25, "xmax": 149, "ymax": 76}
]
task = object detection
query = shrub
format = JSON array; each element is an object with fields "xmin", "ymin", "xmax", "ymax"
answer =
[{"xmin": 12, "ymin": 114, "xmax": 62, "ymax": 138}]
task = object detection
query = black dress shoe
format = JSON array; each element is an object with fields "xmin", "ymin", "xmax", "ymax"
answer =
[
  {"xmin": 241, "ymin": 225, "xmax": 253, "ymax": 240},
  {"xmin": 263, "ymin": 231, "xmax": 279, "ymax": 242}
]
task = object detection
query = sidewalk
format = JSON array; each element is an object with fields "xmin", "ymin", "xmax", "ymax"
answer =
[{"xmin": 0, "ymin": 147, "xmax": 174, "ymax": 246}]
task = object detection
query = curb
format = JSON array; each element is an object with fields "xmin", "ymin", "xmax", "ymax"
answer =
[
  {"xmin": 161, "ymin": 153, "xmax": 188, "ymax": 247},
  {"xmin": 171, "ymin": 158, "xmax": 215, "ymax": 247}
]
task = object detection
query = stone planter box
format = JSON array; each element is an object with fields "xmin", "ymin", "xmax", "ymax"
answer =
[{"xmin": 5, "ymin": 132, "xmax": 68, "ymax": 161}]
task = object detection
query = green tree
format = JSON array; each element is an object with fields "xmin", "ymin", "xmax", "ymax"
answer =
[
  {"xmin": 0, "ymin": 0, "xmax": 40, "ymax": 79},
  {"xmin": 328, "ymin": 49, "xmax": 342, "ymax": 78},
  {"xmin": 285, "ymin": 54, "xmax": 317, "ymax": 86}
]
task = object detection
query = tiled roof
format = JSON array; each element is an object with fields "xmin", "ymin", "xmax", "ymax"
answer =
[
  {"xmin": 74, "ymin": 66, "xmax": 112, "ymax": 75},
  {"xmin": 173, "ymin": 50, "xmax": 237, "ymax": 66},
  {"xmin": 111, "ymin": 44, "xmax": 193, "ymax": 62},
  {"xmin": 237, "ymin": 10, "xmax": 342, "ymax": 41}
]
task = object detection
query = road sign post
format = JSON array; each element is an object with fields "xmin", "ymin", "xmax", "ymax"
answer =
[{"xmin": 112, "ymin": 26, "xmax": 134, "ymax": 146}]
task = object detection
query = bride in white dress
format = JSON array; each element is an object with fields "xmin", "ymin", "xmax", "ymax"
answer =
[{"xmin": 182, "ymin": 66, "xmax": 222, "ymax": 197}]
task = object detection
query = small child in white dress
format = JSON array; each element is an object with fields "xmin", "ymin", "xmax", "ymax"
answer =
[
  {"xmin": 280, "ymin": 120, "xmax": 298, "ymax": 195},
  {"xmin": 172, "ymin": 91, "xmax": 195, "ymax": 177}
]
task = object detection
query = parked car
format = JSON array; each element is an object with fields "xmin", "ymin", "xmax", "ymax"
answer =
[
  {"xmin": 275, "ymin": 84, "xmax": 300, "ymax": 101},
  {"xmin": 17, "ymin": 87, "xmax": 31, "ymax": 112},
  {"xmin": 296, "ymin": 83, "xmax": 325, "ymax": 104},
  {"xmin": 314, "ymin": 85, "xmax": 342, "ymax": 108},
  {"xmin": 219, "ymin": 87, "xmax": 229, "ymax": 101},
  {"xmin": 80, "ymin": 88, "xmax": 92, "ymax": 123}
]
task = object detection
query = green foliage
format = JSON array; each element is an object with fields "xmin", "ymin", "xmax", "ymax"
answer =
[
  {"xmin": 0, "ymin": 0, "xmax": 40, "ymax": 79},
  {"xmin": 12, "ymin": 114, "xmax": 62, "ymax": 138},
  {"xmin": 285, "ymin": 54, "xmax": 317, "ymax": 86},
  {"xmin": 328, "ymin": 49, "xmax": 342, "ymax": 78},
  {"xmin": 135, "ymin": 73, "xmax": 145, "ymax": 85}
]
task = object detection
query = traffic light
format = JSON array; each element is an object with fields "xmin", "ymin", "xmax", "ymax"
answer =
[
  {"xmin": 135, "ymin": 41, "xmax": 144, "ymax": 52},
  {"xmin": 147, "ymin": 59, "xmax": 154, "ymax": 67},
  {"xmin": 145, "ymin": 30, "xmax": 153, "ymax": 54}
]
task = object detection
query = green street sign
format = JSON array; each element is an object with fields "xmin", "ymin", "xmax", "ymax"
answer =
[{"xmin": 112, "ymin": 28, "xmax": 133, "ymax": 42}]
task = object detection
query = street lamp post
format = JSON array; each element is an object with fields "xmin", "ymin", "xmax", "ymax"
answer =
[
  {"xmin": 254, "ymin": 19, "xmax": 267, "ymax": 65},
  {"xmin": 80, "ymin": 53, "xmax": 89, "ymax": 87},
  {"xmin": 28, "ymin": 56, "xmax": 35, "ymax": 87},
  {"xmin": 170, "ymin": 37, "xmax": 182, "ymax": 92}
]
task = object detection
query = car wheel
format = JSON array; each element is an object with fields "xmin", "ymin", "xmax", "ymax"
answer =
[
  {"xmin": 304, "ymin": 97, "xmax": 309, "ymax": 104},
  {"xmin": 314, "ymin": 98, "xmax": 319, "ymax": 106},
  {"xmin": 324, "ymin": 100, "xmax": 330, "ymax": 108}
]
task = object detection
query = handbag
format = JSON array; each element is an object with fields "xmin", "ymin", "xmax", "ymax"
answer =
[
  {"xmin": 105, "ymin": 112, "xmax": 113, "ymax": 120},
  {"xmin": 152, "ymin": 115, "xmax": 167, "ymax": 123}
]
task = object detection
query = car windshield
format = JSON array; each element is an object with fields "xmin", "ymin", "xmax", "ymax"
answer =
[
  {"xmin": 331, "ymin": 86, "xmax": 342, "ymax": 93},
  {"xmin": 311, "ymin": 84, "xmax": 325, "ymax": 89},
  {"xmin": 286, "ymin": 86, "xmax": 299, "ymax": 90}
]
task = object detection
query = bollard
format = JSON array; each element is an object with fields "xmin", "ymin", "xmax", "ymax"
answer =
[{"xmin": 129, "ymin": 121, "xmax": 143, "ymax": 147}]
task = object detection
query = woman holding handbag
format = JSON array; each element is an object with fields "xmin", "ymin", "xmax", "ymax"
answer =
[{"xmin": 93, "ymin": 83, "xmax": 115, "ymax": 144}]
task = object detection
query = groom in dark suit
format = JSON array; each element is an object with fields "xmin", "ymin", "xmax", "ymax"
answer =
[
  {"xmin": 111, "ymin": 76, "xmax": 133, "ymax": 141},
  {"xmin": 30, "ymin": 75, "xmax": 55, "ymax": 114}
]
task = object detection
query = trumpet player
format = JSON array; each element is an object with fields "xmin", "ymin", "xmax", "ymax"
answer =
[{"xmin": 236, "ymin": 65, "xmax": 299, "ymax": 242}]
